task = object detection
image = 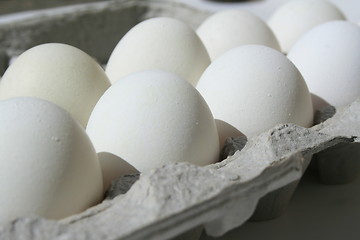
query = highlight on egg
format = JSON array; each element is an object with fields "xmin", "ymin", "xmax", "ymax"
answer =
[
  {"xmin": 268, "ymin": 0, "xmax": 346, "ymax": 54},
  {"xmin": 196, "ymin": 44, "xmax": 313, "ymax": 138},
  {"xmin": 0, "ymin": 97, "xmax": 103, "ymax": 225},
  {"xmin": 197, "ymin": 9, "xmax": 280, "ymax": 60},
  {"xmin": 105, "ymin": 17, "xmax": 210, "ymax": 86},
  {"xmin": 86, "ymin": 70, "xmax": 220, "ymax": 173},
  {"xmin": 288, "ymin": 20, "xmax": 360, "ymax": 108},
  {"xmin": 0, "ymin": 43, "xmax": 111, "ymax": 128}
]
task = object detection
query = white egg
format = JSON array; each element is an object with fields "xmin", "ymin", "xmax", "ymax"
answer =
[
  {"xmin": 0, "ymin": 43, "xmax": 111, "ymax": 128},
  {"xmin": 196, "ymin": 45, "xmax": 313, "ymax": 137},
  {"xmin": 87, "ymin": 70, "xmax": 219, "ymax": 172},
  {"xmin": 197, "ymin": 10, "xmax": 280, "ymax": 60},
  {"xmin": 268, "ymin": 0, "xmax": 345, "ymax": 53},
  {"xmin": 0, "ymin": 97, "xmax": 103, "ymax": 225},
  {"xmin": 288, "ymin": 21, "xmax": 360, "ymax": 107},
  {"xmin": 105, "ymin": 17, "xmax": 210, "ymax": 86}
]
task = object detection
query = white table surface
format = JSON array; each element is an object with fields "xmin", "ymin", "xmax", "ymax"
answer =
[{"xmin": 200, "ymin": 168, "xmax": 360, "ymax": 240}]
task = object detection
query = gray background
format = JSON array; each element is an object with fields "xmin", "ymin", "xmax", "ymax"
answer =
[{"xmin": 201, "ymin": 168, "xmax": 360, "ymax": 240}]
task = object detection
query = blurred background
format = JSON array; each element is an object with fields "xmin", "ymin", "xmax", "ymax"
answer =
[
  {"xmin": 1, "ymin": 0, "xmax": 359, "ymax": 21},
  {"xmin": 0, "ymin": 0, "xmax": 107, "ymax": 14}
]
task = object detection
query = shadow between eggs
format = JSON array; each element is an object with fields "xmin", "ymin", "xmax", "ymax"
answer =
[{"xmin": 97, "ymin": 152, "xmax": 139, "ymax": 192}]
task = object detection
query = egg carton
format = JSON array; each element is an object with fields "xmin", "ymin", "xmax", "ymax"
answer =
[
  {"xmin": 0, "ymin": 0, "xmax": 359, "ymax": 239},
  {"xmin": 0, "ymin": 0, "xmax": 209, "ymax": 67}
]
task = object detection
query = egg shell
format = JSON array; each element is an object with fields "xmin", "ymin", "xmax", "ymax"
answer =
[
  {"xmin": 86, "ymin": 70, "xmax": 220, "ymax": 173},
  {"xmin": 288, "ymin": 20, "xmax": 360, "ymax": 107},
  {"xmin": 197, "ymin": 10, "xmax": 280, "ymax": 60},
  {"xmin": 268, "ymin": 0, "xmax": 345, "ymax": 53},
  {"xmin": 196, "ymin": 44, "xmax": 313, "ymax": 137},
  {"xmin": 0, "ymin": 43, "xmax": 111, "ymax": 128},
  {"xmin": 105, "ymin": 17, "xmax": 210, "ymax": 86},
  {"xmin": 0, "ymin": 97, "xmax": 103, "ymax": 225}
]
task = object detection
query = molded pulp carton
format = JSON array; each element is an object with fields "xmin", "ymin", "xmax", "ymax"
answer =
[{"xmin": 0, "ymin": 1, "xmax": 359, "ymax": 239}]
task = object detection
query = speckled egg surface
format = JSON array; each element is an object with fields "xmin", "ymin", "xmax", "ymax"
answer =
[
  {"xmin": 196, "ymin": 44, "xmax": 313, "ymax": 137},
  {"xmin": 0, "ymin": 97, "xmax": 103, "ymax": 225},
  {"xmin": 288, "ymin": 20, "xmax": 360, "ymax": 107},
  {"xmin": 197, "ymin": 9, "xmax": 280, "ymax": 60},
  {"xmin": 268, "ymin": 0, "xmax": 345, "ymax": 53},
  {"xmin": 0, "ymin": 43, "xmax": 111, "ymax": 128},
  {"xmin": 87, "ymin": 70, "xmax": 220, "ymax": 172},
  {"xmin": 105, "ymin": 17, "xmax": 210, "ymax": 86}
]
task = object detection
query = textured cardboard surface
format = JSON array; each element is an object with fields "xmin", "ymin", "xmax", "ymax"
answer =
[{"xmin": 0, "ymin": 113, "xmax": 357, "ymax": 239}]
